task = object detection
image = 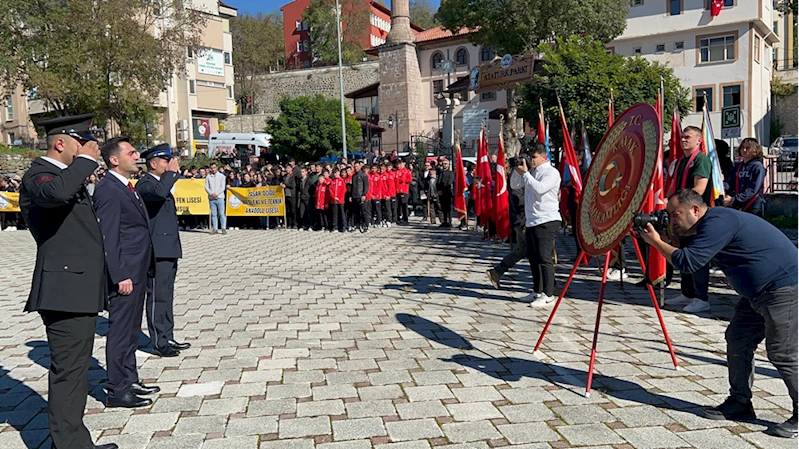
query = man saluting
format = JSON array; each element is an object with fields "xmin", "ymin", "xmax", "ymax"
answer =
[
  {"xmin": 20, "ymin": 114, "xmax": 118, "ymax": 449},
  {"xmin": 135, "ymin": 144, "xmax": 191, "ymax": 357}
]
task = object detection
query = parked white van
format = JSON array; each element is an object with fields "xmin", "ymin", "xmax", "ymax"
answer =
[{"xmin": 208, "ymin": 133, "xmax": 272, "ymax": 162}]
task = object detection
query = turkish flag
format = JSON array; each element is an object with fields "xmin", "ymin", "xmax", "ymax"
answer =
[
  {"xmin": 477, "ymin": 128, "xmax": 494, "ymax": 223},
  {"xmin": 538, "ymin": 101, "xmax": 546, "ymax": 144},
  {"xmin": 710, "ymin": 0, "xmax": 724, "ymax": 17},
  {"xmin": 666, "ymin": 106, "xmax": 682, "ymax": 197},
  {"xmin": 453, "ymin": 142, "xmax": 468, "ymax": 221},
  {"xmin": 647, "ymin": 90, "xmax": 667, "ymax": 285},
  {"xmin": 493, "ymin": 134, "xmax": 510, "ymax": 240},
  {"xmin": 558, "ymin": 102, "xmax": 583, "ymax": 202}
]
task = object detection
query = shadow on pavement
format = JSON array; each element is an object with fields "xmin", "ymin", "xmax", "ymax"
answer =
[
  {"xmin": 25, "ymin": 340, "xmax": 108, "ymax": 405},
  {"xmin": 386, "ymin": 275, "xmax": 529, "ymax": 302},
  {"xmin": 0, "ymin": 364, "xmax": 50, "ymax": 449}
]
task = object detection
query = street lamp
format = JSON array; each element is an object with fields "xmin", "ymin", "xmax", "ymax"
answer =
[
  {"xmin": 334, "ymin": 0, "xmax": 347, "ymax": 160},
  {"xmin": 387, "ymin": 112, "xmax": 399, "ymax": 154}
]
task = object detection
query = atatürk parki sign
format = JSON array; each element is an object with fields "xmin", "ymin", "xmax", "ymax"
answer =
[{"xmin": 468, "ymin": 54, "xmax": 535, "ymax": 93}]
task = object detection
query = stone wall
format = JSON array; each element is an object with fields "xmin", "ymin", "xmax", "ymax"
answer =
[
  {"xmin": 773, "ymin": 92, "xmax": 798, "ymax": 137},
  {"xmin": 0, "ymin": 154, "xmax": 39, "ymax": 179}
]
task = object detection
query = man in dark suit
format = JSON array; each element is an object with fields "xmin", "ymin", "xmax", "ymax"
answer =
[
  {"xmin": 437, "ymin": 159, "xmax": 456, "ymax": 227},
  {"xmin": 351, "ymin": 160, "xmax": 370, "ymax": 232},
  {"xmin": 94, "ymin": 137, "xmax": 159, "ymax": 408},
  {"xmin": 20, "ymin": 114, "xmax": 118, "ymax": 449},
  {"xmin": 135, "ymin": 144, "xmax": 191, "ymax": 358},
  {"xmin": 297, "ymin": 166, "xmax": 313, "ymax": 230}
]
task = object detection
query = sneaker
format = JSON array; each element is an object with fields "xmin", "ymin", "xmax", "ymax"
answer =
[
  {"xmin": 773, "ymin": 411, "xmax": 798, "ymax": 438},
  {"xmin": 486, "ymin": 269, "xmax": 501, "ymax": 289},
  {"xmin": 683, "ymin": 298, "xmax": 710, "ymax": 313},
  {"xmin": 665, "ymin": 294, "xmax": 693, "ymax": 306},
  {"xmin": 709, "ymin": 267, "xmax": 723, "ymax": 275},
  {"xmin": 211, "ymin": 229, "xmax": 218, "ymax": 235},
  {"xmin": 530, "ymin": 294, "xmax": 556, "ymax": 308},
  {"xmin": 520, "ymin": 292, "xmax": 539, "ymax": 303},
  {"xmin": 606, "ymin": 268, "xmax": 629, "ymax": 280},
  {"xmin": 702, "ymin": 396, "xmax": 756, "ymax": 421},
  {"xmin": 221, "ymin": 229, "xmax": 227, "ymax": 235}
]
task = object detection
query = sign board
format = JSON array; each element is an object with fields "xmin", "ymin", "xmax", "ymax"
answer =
[
  {"xmin": 438, "ymin": 60, "xmax": 454, "ymax": 74},
  {"xmin": 462, "ymin": 109, "xmax": 488, "ymax": 140},
  {"xmin": 0, "ymin": 192, "xmax": 20, "ymax": 212},
  {"xmin": 226, "ymin": 186, "xmax": 286, "ymax": 217},
  {"xmin": 469, "ymin": 54, "xmax": 535, "ymax": 93},
  {"xmin": 197, "ymin": 48, "xmax": 224, "ymax": 77},
  {"xmin": 193, "ymin": 118, "xmax": 211, "ymax": 140},
  {"xmin": 721, "ymin": 106, "xmax": 740, "ymax": 139}
]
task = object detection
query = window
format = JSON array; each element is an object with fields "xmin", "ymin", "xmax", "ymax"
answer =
[
  {"xmin": 226, "ymin": 85, "xmax": 234, "ymax": 99},
  {"xmin": 295, "ymin": 20, "xmax": 301, "ymax": 30},
  {"xmin": 606, "ymin": 47, "xmax": 615, "ymax": 54},
  {"xmin": 455, "ymin": 48, "xmax": 468, "ymax": 66},
  {"xmin": 196, "ymin": 80, "xmax": 225, "ymax": 88},
  {"xmin": 189, "ymin": 80, "xmax": 196, "ymax": 95},
  {"xmin": 674, "ymin": 41, "xmax": 684, "ymax": 51},
  {"xmin": 773, "ymin": 21, "xmax": 779, "ymax": 35},
  {"xmin": 188, "ymin": 47, "xmax": 194, "ymax": 58},
  {"xmin": 4, "ymin": 97, "xmax": 13, "ymax": 121},
  {"xmin": 8, "ymin": 132, "xmax": 14, "ymax": 144},
  {"xmin": 303, "ymin": 40, "xmax": 310, "ymax": 52},
  {"xmin": 304, "ymin": 61, "xmax": 311, "ymax": 68},
  {"xmin": 723, "ymin": 85, "xmax": 741, "ymax": 107},
  {"xmin": 303, "ymin": 20, "xmax": 308, "ymax": 30},
  {"xmin": 433, "ymin": 80, "xmax": 444, "ymax": 95},
  {"xmin": 695, "ymin": 87, "xmax": 713, "ymax": 111},
  {"xmin": 633, "ymin": 47, "xmax": 642, "ymax": 55},
  {"xmin": 224, "ymin": 51, "xmax": 231, "ymax": 65},
  {"xmin": 632, "ymin": 0, "xmax": 643, "ymax": 5},
  {"xmin": 656, "ymin": 44, "xmax": 666, "ymax": 53},
  {"xmin": 431, "ymin": 51, "xmax": 444, "ymax": 70},
  {"xmin": 480, "ymin": 47, "xmax": 494, "ymax": 62},
  {"xmin": 706, "ymin": 0, "xmax": 733, "ymax": 7},
  {"xmin": 669, "ymin": 0, "xmax": 682, "ymax": 15},
  {"xmin": 699, "ymin": 35, "xmax": 736, "ymax": 62},
  {"xmin": 754, "ymin": 35, "xmax": 761, "ymax": 63},
  {"xmin": 480, "ymin": 91, "xmax": 496, "ymax": 101}
]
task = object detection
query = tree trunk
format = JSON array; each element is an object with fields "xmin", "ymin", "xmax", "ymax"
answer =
[{"xmin": 503, "ymin": 85, "xmax": 521, "ymax": 157}]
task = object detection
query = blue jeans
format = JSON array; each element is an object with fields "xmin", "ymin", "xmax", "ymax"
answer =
[{"xmin": 210, "ymin": 198, "xmax": 226, "ymax": 230}]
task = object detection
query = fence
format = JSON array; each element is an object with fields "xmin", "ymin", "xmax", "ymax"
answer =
[{"xmin": 764, "ymin": 155, "xmax": 798, "ymax": 194}]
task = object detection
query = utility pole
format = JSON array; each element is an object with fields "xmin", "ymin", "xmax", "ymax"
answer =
[{"xmin": 335, "ymin": 0, "xmax": 347, "ymax": 160}]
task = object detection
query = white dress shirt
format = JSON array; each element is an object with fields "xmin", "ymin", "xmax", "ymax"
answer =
[
  {"xmin": 522, "ymin": 162, "xmax": 562, "ymax": 227},
  {"xmin": 205, "ymin": 172, "xmax": 226, "ymax": 199},
  {"xmin": 40, "ymin": 154, "xmax": 97, "ymax": 170}
]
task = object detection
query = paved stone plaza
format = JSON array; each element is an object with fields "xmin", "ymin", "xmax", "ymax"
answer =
[{"xmin": 0, "ymin": 222, "xmax": 794, "ymax": 449}]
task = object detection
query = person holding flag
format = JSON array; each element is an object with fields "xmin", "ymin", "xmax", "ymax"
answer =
[
  {"xmin": 453, "ymin": 141, "xmax": 469, "ymax": 230},
  {"xmin": 514, "ymin": 142, "xmax": 562, "ymax": 307}
]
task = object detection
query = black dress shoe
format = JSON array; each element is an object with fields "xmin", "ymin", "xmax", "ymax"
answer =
[
  {"xmin": 131, "ymin": 382, "xmax": 160, "ymax": 396},
  {"xmin": 168, "ymin": 340, "xmax": 191, "ymax": 350},
  {"xmin": 106, "ymin": 392, "xmax": 152, "ymax": 408},
  {"xmin": 95, "ymin": 444, "xmax": 119, "ymax": 449},
  {"xmin": 152, "ymin": 346, "xmax": 180, "ymax": 357}
]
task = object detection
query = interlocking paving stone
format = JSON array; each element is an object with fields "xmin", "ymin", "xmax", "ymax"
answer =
[
  {"xmin": 278, "ymin": 416, "xmax": 331, "ymax": 438},
  {"xmin": 200, "ymin": 436, "xmax": 259, "ymax": 449},
  {"xmin": 496, "ymin": 422, "xmax": 561, "ymax": 444},
  {"xmin": 441, "ymin": 421, "xmax": 502, "ymax": 443},
  {"xmin": 395, "ymin": 401, "xmax": 450, "ymax": 420},
  {"xmin": 678, "ymin": 428, "xmax": 759, "ymax": 449},
  {"xmin": 332, "ymin": 416, "xmax": 387, "ymax": 440},
  {"xmin": 122, "ymin": 412, "xmax": 180, "ymax": 434},
  {"xmin": 345, "ymin": 400, "xmax": 398, "ymax": 418},
  {"xmin": 385, "ymin": 418, "xmax": 444, "ymax": 441},
  {"xmin": 317, "ymin": 441, "xmax": 373, "ymax": 449},
  {"xmin": 608, "ymin": 405, "xmax": 676, "ymax": 427},
  {"xmin": 498, "ymin": 403, "xmax": 556, "ymax": 423},
  {"xmin": 224, "ymin": 416, "xmax": 278, "ymax": 436},
  {"xmin": 552, "ymin": 404, "xmax": 615, "ymax": 424},
  {"xmin": 173, "ymin": 415, "xmax": 228, "ymax": 435},
  {"xmin": 557, "ymin": 423, "xmax": 626, "ymax": 446},
  {"xmin": 446, "ymin": 402, "xmax": 504, "ymax": 421},
  {"xmin": 296, "ymin": 399, "xmax": 346, "ymax": 417},
  {"xmin": 616, "ymin": 426, "xmax": 689, "ymax": 449}
]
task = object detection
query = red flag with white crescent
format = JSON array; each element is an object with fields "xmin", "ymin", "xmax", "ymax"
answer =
[
  {"xmin": 454, "ymin": 142, "xmax": 468, "ymax": 221},
  {"xmin": 647, "ymin": 89, "xmax": 667, "ymax": 285},
  {"xmin": 477, "ymin": 128, "xmax": 494, "ymax": 223},
  {"xmin": 494, "ymin": 133, "xmax": 510, "ymax": 240},
  {"xmin": 710, "ymin": 0, "xmax": 724, "ymax": 17}
]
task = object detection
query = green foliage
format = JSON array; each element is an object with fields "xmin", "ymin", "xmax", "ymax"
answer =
[
  {"xmin": 772, "ymin": 77, "xmax": 797, "ymax": 97},
  {"xmin": 765, "ymin": 214, "xmax": 798, "ymax": 230},
  {"xmin": 183, "ymin": 154, "xmax": 214, "ymax": 170},
  {"xmin": 776, "ymin": 0, "xmax": 798, "ymax": 15},
  {"xmin": 410, "ymin": 0, "xmax": 440, "ymax": 29},
  {"xmin": 304, "ymin": 0, "xmax": 368, "ymax": 66},
  {"xmin": 770, "ymin": 119, "xmax": 785, "ymax": 142},
  {"xmin": 0, "ymin": 144, "xmax": 44, "ymax": 158},
  {"xmin": 231, "ymin": 13, "xmax": 285, "ymax": 114},
  {"xmin": 266, "ymin": 95, "xmax": 361, "ymax": 162},
  {"xmin": 519, "ymin": 36, "xmax": 691, "ymax": 149},
  {"xmin": 0, "ymin": 0, "xmax": 204, "ymax": 137}
]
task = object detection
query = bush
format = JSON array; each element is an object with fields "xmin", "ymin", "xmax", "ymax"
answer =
[{"xmin": 0, "ymin": 144, "xmax": 45, "ymax": 159}]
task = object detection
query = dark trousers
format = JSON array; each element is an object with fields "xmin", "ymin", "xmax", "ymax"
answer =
[
  {"xmin": 679, "ymin": 236, "xmax": 709, "ymax": 301},
  {"xmin": 525, "ymin": 221, "xmax": 560, "ymax": 296},
  {"xmin": 398, "ymin": 193, "xmax": 409, "ymax": 223},
  {"xmin": 382, "ymin": 199, "xmax": 391, "ymax": 223},
  {"xmin": 40, "ymin": 311, "xmax": 96, "ymax": 449},
  {"xmin": 299, "ymin": 200, "xmax": 311, "ymax": 230},
  {"xmin": 372, "ymin": 199, "xmax": 383, "ymax": 224},
  {"xmin": 496, "ymin": 225, "xmax": 527, "ymax": 275},
  {"xmin": 316, "ymin": 208, "xmax": 328, "ymax": 230},
  {"xmin": 331, "ymin": 204, "xmax": 346, "ymax": 231},
  {"xmin": 353, "ymin": 198, "xmax": 367, "ymax": 229},
  {"xmin": 727, "ymin": 284, "xmax": 797, "ymax": 412},
  {"xmin": 106, "ymin": 282, "xmax": 145, "ymax": 398},
  {"xmin": 146, "ymin": 259, "xmax": 178, "ymax": 352},
  {"xmin": 390, "ymin": 196, "xmax": 398, "ymax": 223},
  {"xmin": 285, "ymin": 196, "xmax": 296, "ymax": 228},
  {"xmin": 440, "ymin": 194, "xmax": 453, "ymax": 225}
]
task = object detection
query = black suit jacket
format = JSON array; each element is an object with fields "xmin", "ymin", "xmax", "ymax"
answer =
[
  {"xmin": 20, "ymin": 157, "xmax": 107, "ymax": 313},
  {"xmin": 283, "ymin": 173, "xmax": 296, "ymax": 198},
  {"xmin": 135, "ymin": 172, "xmax": 182, "ymax": 259},
  {"xmin": 94, "ymin": 174, "xmax": 153, "ymax": 287},
  {"xmin": 298, "ymin": 176, "xmax": 313, "ymax": 202},
  {"xmin": 437, "ymin": 170, "xmax": 455, "ymax": 197},
  {"xmin": 352, "ymin": 171, "xmax": 369, "ymax": 199}
]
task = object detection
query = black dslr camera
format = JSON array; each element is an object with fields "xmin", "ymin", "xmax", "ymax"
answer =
[
  {"xmin": 510, "ymin": 152, "xmax": 532, "ymax": 169},
  {"xmin": 632, "ymin": 210, "xmax": 669, "ymax": 233}
]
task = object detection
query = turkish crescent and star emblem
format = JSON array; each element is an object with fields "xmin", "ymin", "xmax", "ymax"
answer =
[{"xmin": 495, "ymin": 165, "xmax": 506, "ymax": 196}]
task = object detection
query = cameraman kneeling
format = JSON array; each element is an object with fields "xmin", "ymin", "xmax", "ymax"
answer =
[{"xmin": 641, "ymin": 189, "xmax": 797, "ymax": 438}]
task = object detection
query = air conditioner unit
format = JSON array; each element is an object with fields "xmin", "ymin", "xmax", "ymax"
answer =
[
  {"xmin": 176, "ymin": 119, "xmax": 188, "ymax": 131},
  {"xmin": 177, "ymin": 130, "xmax": 189, "ymax": 142}
]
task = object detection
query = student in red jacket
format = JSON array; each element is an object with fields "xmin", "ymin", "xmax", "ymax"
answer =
[
  {"xmin": 344, "ymin": 166, "xmax": 355, "ymax": 232},
  {"xmin": 329, "ymin": 169, "xmax": 347, "ymax": 232},
  {"xmin": 396, "ymin": 159, "xmax": 412, "ymax": 224},
  {"xmin": 386, "ymin": 162, "xmax": 398, "ymax": 224},
  {"xmin": 369, "ymin": 165, "xmax": 383, "ymax": 226},
  {"xmin": 380, "ymin": 164, "xmax": 392, "ymax": 227},
  {"xmin": 314, "ymin": 170, "xmax": 330, "ymax": 231}
]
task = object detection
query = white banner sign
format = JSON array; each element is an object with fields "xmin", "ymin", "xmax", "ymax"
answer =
[
  {"xmin": 462, "ymin": 109, "xmax": 488, "ymax": 140},
  {"xmin": 197, "ymin": 48, "xmax": 224, "ymax": 77}
]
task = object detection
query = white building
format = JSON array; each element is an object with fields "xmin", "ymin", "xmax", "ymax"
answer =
[{"xmin": 610, "ymin": 0, "xmax": 778, "ymax": 145}]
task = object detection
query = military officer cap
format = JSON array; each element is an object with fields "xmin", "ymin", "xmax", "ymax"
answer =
[
  {"xmin": 37, "ymin": 113, "xmax": 98, "ymax": 142},
  {"xmin": 141, "ymin": 143, "xmax": 174, "ymax": 160}
]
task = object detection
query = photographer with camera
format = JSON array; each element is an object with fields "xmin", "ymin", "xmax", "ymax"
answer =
[
  {"xmin": 514, "ymin": 143, "xmax": 562, "ymax": 306},
  {"xmin": 640, "ymin": 189, "xmax": 797, "ymax": 438}
]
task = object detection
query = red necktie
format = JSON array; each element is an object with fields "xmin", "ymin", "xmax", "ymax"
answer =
[{"xmin": 127, "ymin": 182, "xmax": 135, "ymax": 193}]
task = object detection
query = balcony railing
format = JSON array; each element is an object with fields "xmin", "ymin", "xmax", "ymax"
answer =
[
  {"xmin": 774, "ymin": 57, "xmax": 798, "ymax": 71},
  {"xmin": 764, "ymin": 155, "xmax": 798, "ymax": 194}
]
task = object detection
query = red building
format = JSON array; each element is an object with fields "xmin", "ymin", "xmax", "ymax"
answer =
[{"xmin": 281, "ymin": 0, "xmax": 423, "ymax": 70}]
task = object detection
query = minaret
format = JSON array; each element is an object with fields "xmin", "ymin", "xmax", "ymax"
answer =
[{"xmin": 378, "ymin": 0, "xmax": 422, "ymax": 153}]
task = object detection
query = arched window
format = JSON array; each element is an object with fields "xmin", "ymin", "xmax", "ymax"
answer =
[
  {"xmin": 455, "ymin": 48, "xmax": 468, "ymax": 66},
  {"xmin": 431, "ymin": 52, "xmax": 444, "ymax": 72},
  {"xmin": 480, "ymin": 47, "xmax": 495, "ymax": 62}
]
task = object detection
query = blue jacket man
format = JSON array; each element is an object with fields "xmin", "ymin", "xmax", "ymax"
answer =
[
  {"xmin": 94, "ymin": 137, "xmax": 159, "ymax": 409},
  {"xmin": 135, "ymin": 144, "xmax": 191, "ymax": 358}
]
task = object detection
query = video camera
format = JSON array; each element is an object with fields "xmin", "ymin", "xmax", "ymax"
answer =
[
  {"xmin": 509, "ymin": 152, "xmax": 532, "ymax": 169},
  {"xmin": 632, "ymin": 210, "xmax": 669, "ymax": 233}
]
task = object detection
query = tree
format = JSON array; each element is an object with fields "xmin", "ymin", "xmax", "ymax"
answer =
[
  {"xmin": 231, "ymin": 13, "xmax": 285, "ymax": 115},
  {"xmin": 0, "ymin": 0, "xmax": 205, "ymax": 143},
  {"xmin": 304, "ymin": 0, "xmax": 369, "ymax": 66},
  {"xmin": 519, "ymin": 36, "xmax": 691, "ymax": 150},
  {"xmin": 776, "ymin": 0, "xmax": 798, "ymax": 15},
  {"xmin": 436, "ymin": 0, "xmax": 630, "ymax": 155},
  {"xmin": 410, "ymin": 0, "xmax": 439, "ymax": 30},
  {"xmin": 266, "ymin": 95, "xmax": 361, "ymax": 162}
]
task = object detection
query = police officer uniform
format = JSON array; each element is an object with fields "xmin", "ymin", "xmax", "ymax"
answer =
[
  {"xmin": 135, "ymin": 144, "xmax": 190, "ymax": 357},
  {"xmin": 20, "ymin": 114, "xmax": 117, "ymax": 449}
]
